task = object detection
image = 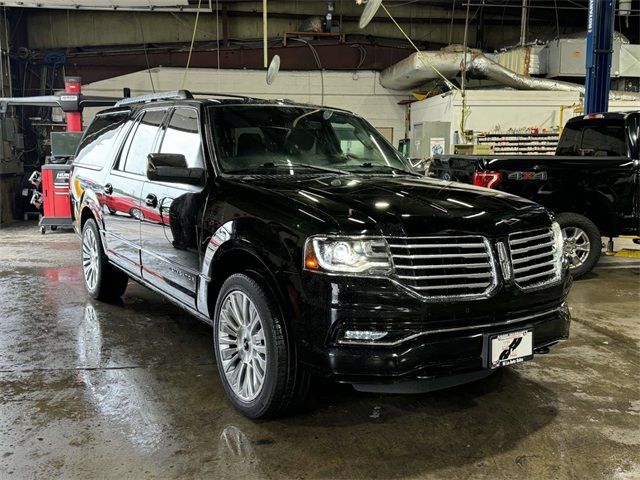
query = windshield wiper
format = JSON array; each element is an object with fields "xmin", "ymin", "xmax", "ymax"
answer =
[
  {"xmin": 226, "ymin": 162, "xmax": 349, "ymax": 175},
  {"xmin": 347, "ymin": 162, "xmax": 422, "ymax": 177}
]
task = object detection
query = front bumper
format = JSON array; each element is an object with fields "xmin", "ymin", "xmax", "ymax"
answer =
[{"xmin": 295, "ymin": 272, "xmax": 571, "ymax": 389}]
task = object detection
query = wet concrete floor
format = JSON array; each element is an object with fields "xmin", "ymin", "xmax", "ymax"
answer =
[{"xmin": 0, "ymin": 223, "xmax": 639, "ymax": 479}]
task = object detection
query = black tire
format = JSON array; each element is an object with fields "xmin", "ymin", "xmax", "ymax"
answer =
[
  {"xmin": 556, "ymin": 212, "xmax": 601, "ymax": 278},
  {"xmin": 81, "ymin": 218, "xmax": 129, "ymax": 301},
  {"xmin": 213, "ymin": 273, "xmax": 310, "ymax": 419}
]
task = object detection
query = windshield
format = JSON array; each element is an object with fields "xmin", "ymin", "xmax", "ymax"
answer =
[
  {"xmin": 208, "ymin": 105, "xmax": 413, "ymax": 174},
  {"xmin": 557, "ymin": 119, "xmax": 627, "ymax": 157}
]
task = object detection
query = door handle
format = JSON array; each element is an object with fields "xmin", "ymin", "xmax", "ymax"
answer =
[
  {"xmin": 145, "ymin": 193, "xmax": 158, "ymax": 208},
  {"xmin": 104, "ymin": 183, "xmax": 113, "ymax": 195}
]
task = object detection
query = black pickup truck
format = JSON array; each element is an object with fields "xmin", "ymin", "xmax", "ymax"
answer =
[{"xmin": 429, "ymin": 112, "xmax": 640, "ymax": 277}]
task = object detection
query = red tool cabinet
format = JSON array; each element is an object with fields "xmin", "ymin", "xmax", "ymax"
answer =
[{"xmin": 39, "ymin": 164, "xmax": 74, "ymax": 234}]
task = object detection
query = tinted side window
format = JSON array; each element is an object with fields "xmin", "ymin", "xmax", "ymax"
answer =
[
  {"xmin": 160, "ymin": 109, "xmax": 203, "ymax": 168},
  {"xmin": 74, "ymin": 112, "xmax": 128, "ymax": 168},
  {"xmin": 557, "ymin": 119, "xmax": 627, "ymax": 157},
  {"xmin": 121, "ymin": 110, "xmax": 166, "ymax": 175}
]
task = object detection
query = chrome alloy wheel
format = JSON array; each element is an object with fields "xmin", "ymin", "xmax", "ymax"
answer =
[
  {"xmin": 217, "ymin": 290, "xmax": 267, "ymax": 402},
  {"xmin": 82, "ymin": 227, "xmax": 100, "ymax": 291},
  {"xmin": 562, "ymin": 226, "xmax": 591, "ymax": 269}
]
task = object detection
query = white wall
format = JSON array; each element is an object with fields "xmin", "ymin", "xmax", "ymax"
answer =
[
  {"xmin": 410, "ymin": 89, "xmax": 640, "ymax": 155},
  {"xmin": 82, "ymin": 67, "xmax": 409, "ymax": 147}
]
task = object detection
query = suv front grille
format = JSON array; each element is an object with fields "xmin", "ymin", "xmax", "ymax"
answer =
[
  {"xmin": 387, "ymin": 236, "xmax": 497, "ymax": 299},
  {"xmin": 509, "ymin": 227, "xmax": 559, "ymax": 289}
]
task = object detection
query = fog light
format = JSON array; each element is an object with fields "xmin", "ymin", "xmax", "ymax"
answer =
[{"xmin": 343, "ymin": 330, "xmax": 388, "ymax": 341}]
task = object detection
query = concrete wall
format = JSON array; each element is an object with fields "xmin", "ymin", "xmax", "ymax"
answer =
[{"xmin": 81, "ymin": 67, "xmax": 409, "ymax": 147}]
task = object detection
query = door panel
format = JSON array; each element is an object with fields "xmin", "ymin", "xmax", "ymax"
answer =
[
  {"xmin": 100, "ymin": 173, "xmax": 145, "ymax": 275},
  {"xmin": 100, "ymin": 109, "xmax": 166, "ymax": 276},
  {"xmin": 140, "ymin": 108, "xmax": 206, "ymax": 307},
  {"xmin": 140, "ymin": 183, "xmax": 204, "ymax": 306}
]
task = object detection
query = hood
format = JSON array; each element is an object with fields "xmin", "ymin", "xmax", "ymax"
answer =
[{"xmin": 224, "ymin": 174, "xmax": 552, "ymax": 237}]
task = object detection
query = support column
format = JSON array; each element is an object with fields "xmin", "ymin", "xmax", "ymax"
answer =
[
  {"xmin": 64, "ymin": 77, "xmax": 82, "ymax": 132},
  {"xmin": 584, "ymin": 0, "xmax": 616, "ymax": 114}
]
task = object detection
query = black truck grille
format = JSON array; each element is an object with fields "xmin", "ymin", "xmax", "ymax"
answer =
[
  {"xmin": 509, "ymin": 227, "xmax": 560, "ymax": 289},
  {"xmin": 387, "ymin": 236, "xmax": 497, "ymax": 299}
]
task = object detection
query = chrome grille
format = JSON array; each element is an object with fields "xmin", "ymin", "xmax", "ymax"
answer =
[
  {"xmin": 509, "ymin": 227, "xmax": 559, "ymax": 289},
  {"xmin": 387, "ymin": 236, "xmax": 497, "ymax": 299}
]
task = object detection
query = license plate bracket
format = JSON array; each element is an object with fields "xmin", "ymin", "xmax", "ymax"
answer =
[{"xmin": 485, "ymin": 328, "xmax": 534, "ymax": 369}]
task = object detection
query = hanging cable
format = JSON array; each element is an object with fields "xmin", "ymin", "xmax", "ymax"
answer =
[
  {"xmin": 137, "ymin": 13, "xmax": 156, "ymax": 93},
  {"xmin": 380, "ymin": 4, "xmax": 460, "ymax": 92},
  {"xmin": 553, "ymin": 0, "xmax": 561, "ymax": 45},
  {"xmin": 181, "ymin": 0, "xmax": 203, "ymax": 90},
  {"xmin": 290, "ymin": 38, "xmax": 324, "ymax": 106}
]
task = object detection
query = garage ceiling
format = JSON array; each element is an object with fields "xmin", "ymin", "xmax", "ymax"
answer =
[{"xmin": 0, "ymin": 0, "xmax": 194, "ymax": 10}]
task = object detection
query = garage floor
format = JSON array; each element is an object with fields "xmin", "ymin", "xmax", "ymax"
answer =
[{"xmin": 0, "ymin": 223, "xmax": 638, "ymax": 480}]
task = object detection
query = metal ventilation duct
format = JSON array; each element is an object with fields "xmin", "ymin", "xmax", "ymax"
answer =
[{"xmin": 380, "ymin": 50, "xmax": 640, "ymax": 102}]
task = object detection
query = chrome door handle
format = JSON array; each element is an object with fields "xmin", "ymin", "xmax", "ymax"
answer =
[{"xmin": 145, "ymin": 193, "xmax": 158, "ymax": 208}]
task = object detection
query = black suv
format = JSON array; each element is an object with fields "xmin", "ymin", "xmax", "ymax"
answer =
[{"xmin": 71, "ymin": 91, "xmax": 571, "ymax": 419}]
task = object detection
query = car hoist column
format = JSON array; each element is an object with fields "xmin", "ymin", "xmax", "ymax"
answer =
[{"xmin": 584, "ymin": 0, "xmax": 616, "ymax": 114}]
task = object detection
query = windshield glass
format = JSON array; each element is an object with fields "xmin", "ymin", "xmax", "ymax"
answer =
[
  {"xmin": 208, "ymin": 105, "xmax": 412, "ymax": 174},
  {"xmin": 557, "ymin": 119, "xmax": 627, "ymax": 157}
]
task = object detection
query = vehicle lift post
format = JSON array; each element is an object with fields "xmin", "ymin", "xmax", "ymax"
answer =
[{"xmin": 583, "ymin": 0, "xmax": 616, "ymax": 115}]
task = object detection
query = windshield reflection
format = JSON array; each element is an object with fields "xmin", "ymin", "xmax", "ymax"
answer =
[{"xmin": 209, "ymin": 105, "xmax": 413, "ymax": 175}]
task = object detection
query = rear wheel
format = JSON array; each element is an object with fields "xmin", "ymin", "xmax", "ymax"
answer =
[
  {"xmin": 556, "ymin": 212, "xmax": 601, "ymax": 278},
  {"xmin": 213, "ymin": 273, "xmax": 309, "ymax": 419},
  {"xmin": 81, "ymin": 218, "xmax": 129, "ymax": 301}
]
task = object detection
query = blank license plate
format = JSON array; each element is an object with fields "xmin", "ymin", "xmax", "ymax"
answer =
[{"xmin": 489, "ymin": 329, "xmax": 533, "ymax": 368}]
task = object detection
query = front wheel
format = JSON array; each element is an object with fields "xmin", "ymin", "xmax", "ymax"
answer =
[
  {"xmin": 556, "ymin": 212, "xmax": 601, "ymax": 278},
  {"xmin": 213, "ymin": 273, "xmax": 309, "ymax": 419},
  {"xmin": 81, "ymin": 218, "xmax": 129, "ymax": 301}
]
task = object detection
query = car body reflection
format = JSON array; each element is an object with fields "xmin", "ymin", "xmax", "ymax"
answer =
[{"xmin": 77, "ymin": 304, "xmax": 168, "ymax": 452}]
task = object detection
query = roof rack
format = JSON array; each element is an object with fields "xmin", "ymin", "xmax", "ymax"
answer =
[{"xmin": 115, "ymin": 90, "xmax": 193, "ymax": 107}]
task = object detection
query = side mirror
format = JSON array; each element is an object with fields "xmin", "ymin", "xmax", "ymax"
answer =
[{"xmin": 147, "ymin": 153, "xmax": 205, "ymax": 185}]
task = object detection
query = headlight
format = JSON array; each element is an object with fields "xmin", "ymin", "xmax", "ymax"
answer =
[
  {"xmin": 304, "ymin": 236, "xmax": 393, "ymax": 275},
  {"xmin": 551, "ymin": 221, "xmax": 565, "ymax": 272}
]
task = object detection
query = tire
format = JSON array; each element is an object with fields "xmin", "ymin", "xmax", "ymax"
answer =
[
  {"xmin": 556, "ymin": 212, "xmax": 601, "ymax": 278},
  {"xmin": 81, "ymin": 218, "xmax": 129, "ymax": 301},
  {"xmin": 213, "ymin": 273, "xmax": 310, "ymax": 419}
]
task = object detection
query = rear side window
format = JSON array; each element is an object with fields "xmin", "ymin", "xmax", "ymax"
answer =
[
  {"xmin": 118, "ymin": 109, "xmax": 166, "ymax": 175},
  {"xmin": 160, "ymin": 108, "xmax": 203, "ymax": 168},
  {"xmin": 557, "ymin": 119, "xmax": 627, "ymax": 157},
  {"xmin": 74, "ymin": 112, "xmax": 128, "ymax": 168}
]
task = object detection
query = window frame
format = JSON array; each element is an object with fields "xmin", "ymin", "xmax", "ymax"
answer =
[
  {"xmin": 156, "ymin": 105, "xmax": 205, "ymax": 170},
  {"xmin": 112, "ymin": 107, "xmax": 168, "ymax": 177}
]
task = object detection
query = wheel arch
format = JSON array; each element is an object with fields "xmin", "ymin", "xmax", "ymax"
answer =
[
  {"xmin": 545, "ymin": 190, "xmax": 614, "ymax": 236},
  {"xmin": 197, "ymin": 220, "xmax": 300, "ymax": 326}
]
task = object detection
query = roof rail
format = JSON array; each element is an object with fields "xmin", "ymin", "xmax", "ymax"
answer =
[
  {"xmin": 115, "ymin": 90, "xmax": 193, "ymax": 107},
  {"xmin": 190, "ymin": 91, "xmax": 264, "ymax": 101}
]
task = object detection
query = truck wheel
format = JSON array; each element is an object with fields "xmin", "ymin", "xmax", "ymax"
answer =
[
  {"xmin": 81, "ymin": 218, "xmax": 129, "ymax": 301},
  {"xmin": 213, "ymin": 273, "xmax": 310, "ymax": 419},
  {"xmin": 556, "ymin": 212, "xmax": 601, "ymax": 278}
]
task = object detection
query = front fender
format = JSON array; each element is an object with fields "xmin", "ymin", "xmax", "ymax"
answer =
[{"xmin": 196, "ymin": 219, "xmax": 302, "ymax": 320}]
